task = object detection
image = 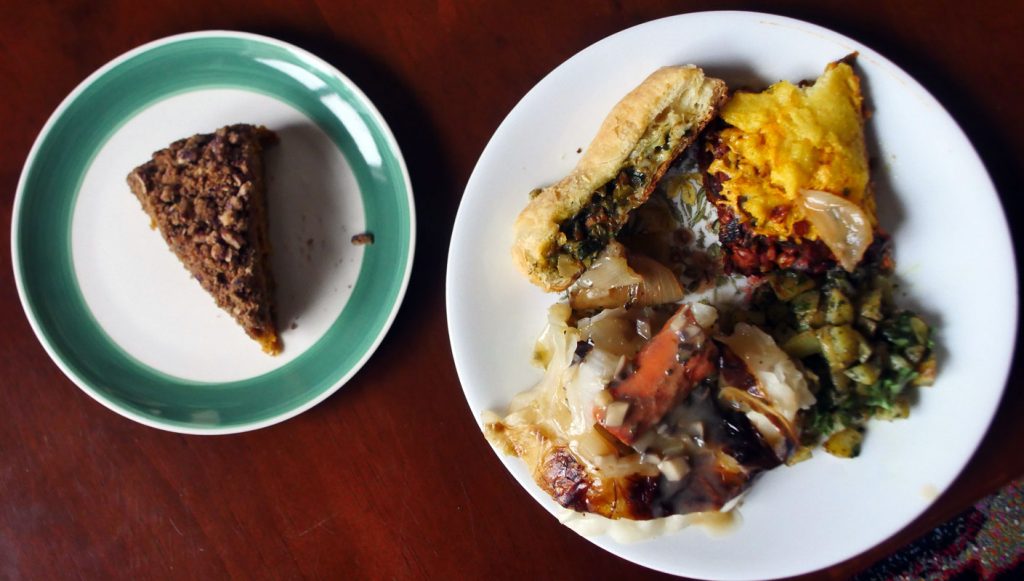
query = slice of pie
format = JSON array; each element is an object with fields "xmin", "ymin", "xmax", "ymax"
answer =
[{"xmin": 127, "ymin": 124, "xmax": 282, "ymax": 354}]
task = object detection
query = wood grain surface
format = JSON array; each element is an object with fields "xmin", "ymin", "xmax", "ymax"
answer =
[{"xmin": 1, "ymin": 1, "xmax": 1021, "ymax": 579}]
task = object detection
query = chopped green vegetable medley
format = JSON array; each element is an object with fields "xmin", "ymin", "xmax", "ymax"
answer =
[{"xmin": 742, "ymin": 267, "xmax": 936, "ymax": 457}]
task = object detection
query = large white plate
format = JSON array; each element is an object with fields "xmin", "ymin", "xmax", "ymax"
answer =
[{"xmin": 446, "ymin": 11, "xmax": 1017, "ymax": 580}]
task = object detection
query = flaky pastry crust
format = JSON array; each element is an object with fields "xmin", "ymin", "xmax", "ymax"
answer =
[{"xmin": 512, "ymin": 66, "xmax": 727, "ymax": 292}]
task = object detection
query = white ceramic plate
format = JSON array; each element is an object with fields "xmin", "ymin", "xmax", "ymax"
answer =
[{"xmin": 447, "ymin": 11, "xmax": 1017, "ymax": 580}]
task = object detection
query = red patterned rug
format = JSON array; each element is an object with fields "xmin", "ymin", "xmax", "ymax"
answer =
[{"xmin": 856, "ymin": 478, "xmax": 1023, "ymax": 580}]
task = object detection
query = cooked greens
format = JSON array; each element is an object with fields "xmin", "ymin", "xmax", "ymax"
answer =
[
  {"xmin": 556, "ymin": 130, "xmax": 684, "ymax": 266},
  {"xmin": 559, "ymin": 167, "xmax": 648, "ymax": 262}
]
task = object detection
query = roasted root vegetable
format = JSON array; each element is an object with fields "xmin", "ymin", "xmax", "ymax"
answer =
[{"xmin": 595, "ymin": 303, "xmax": 718, "ymax": 445}]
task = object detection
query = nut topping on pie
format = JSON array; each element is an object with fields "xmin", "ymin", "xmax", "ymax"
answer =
[{"xmin": 127, "ymin": 124, "xmax": 282, "ymax": 354}]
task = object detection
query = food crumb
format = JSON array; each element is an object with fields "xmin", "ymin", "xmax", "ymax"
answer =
[
  {"xmin": 920, "ymin": 484, "xmax": 939, "ymax": 500},
  {"xmin": 351, "ymin": 232, "xmax": 374, "ymax": 245},
  {"xmin": 576, "ymin": 147, "xmax": 582, "ymax": 154},
  {"xmin": 290, "ymin": 321, "xmax": 298, "ymax": 330}
]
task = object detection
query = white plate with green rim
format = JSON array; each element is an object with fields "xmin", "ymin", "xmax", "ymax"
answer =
[
  {"xmin": 12, "ymin": 31, "xmax": 415, "ymax": 434},
  {"xmin": 448, "ymin": 11, "xmax": 1016, "ymax": 581}
]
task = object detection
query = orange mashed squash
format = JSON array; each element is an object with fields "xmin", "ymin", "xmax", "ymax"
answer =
[{"xmin": 708, "ymin": 61, "xmax": 877, "ymax": 241}]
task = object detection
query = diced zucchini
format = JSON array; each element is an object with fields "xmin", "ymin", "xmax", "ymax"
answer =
[
  {"xmin": 858, "ymin": 288, "xmax": 884, "ymax": 321},
  {"xmin": 791, "ymin": 290, "xmax": 820, "ymax": 314},
  {"xmin": 790, "ymin": 291, "xmax": 823, "ymax": 317},
  {"xmin": 857, "ymin": 316, "xmax": 878, "ymax": 337},
  {"xmin": 858, "ymin": 341, "xmax": 873, "ymax": 363},
  {"xmin": 825, "ymin": 270, "xmax": 855, "ymax": 296},
  {"xmin": 904, "ymin": 344, "xmax": 926, "ymax": 364},
  {"xmin": 792, "ymin": 291, "xmax": 823, "ymax": 330},
  {"xmin": 910, "ymin": 317, "xmax": 930, "ymax": 344},
  {"xmin": 844, "ymin": 363, "xmax": 880, "ymax": 385},
  {"xmin": 816, "ymin": 325, "xmax": 866, "ymax": 371},
  {"xmin": 824, "ymin": 428, "xmax": 863, "ymax": 458},
  {"xmin": 881, "ymin": 311, "xmax": 927, "ymax": 349},
  {"xmin": 721, "ymin": 265, "xmax": 938, "ymax": 454},
  {"xmin": 769, "ymin": 271, "xmax": 816, "ymax": 301},
  {"xmin": 890, "ymin": 354, "xmax": 913, "ymax": 372},
  {"xmin": 876, "ymin": 397, "xmax": 910, "ymax": 420},
  {"xmin": 825, "ymin": 288, "xmax": 855, "ymax": 325},
  {"xmin": 797, "ymin": 311, "xmax": 825, "ymax": 332},
  {"xmin": 914, "ymin": 355, "xmax": 938, "ymax": 386},
  {"xmin": 783, "ymin": 330, "xmax": 822, "ymax": 359}
]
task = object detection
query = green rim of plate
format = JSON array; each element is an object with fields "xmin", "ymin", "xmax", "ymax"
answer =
[{"xmin": 12, "ymin": 32, "xmax": 415, "ymax": 433}]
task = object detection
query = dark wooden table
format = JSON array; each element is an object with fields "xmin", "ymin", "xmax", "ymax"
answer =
[{"xmin": 2, "ymin": 1, "xmax": 1021, "ymax": 579}]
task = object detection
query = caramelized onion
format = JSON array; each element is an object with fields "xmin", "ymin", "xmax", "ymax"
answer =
[
  {"xmin": 717, "ymin": 323, "xmax": 816, "ymax": 422},
  {"xmin": 570, "ymin": 244, "xmax": 641, "ymax": 310},
  {"xmin": 800, "ymin": 189, "xmax": 873, "ymax": 271},
  {"xmin": 577, "ymin": 308, "xmax": 648, "ymax": 358},
  {"xmin": 570, "ymin": 242, "xmax": 683, "ymax": 310},
  {"xmin": 631, "ymin": 254, "xmax": 685, "ymax": 306}
]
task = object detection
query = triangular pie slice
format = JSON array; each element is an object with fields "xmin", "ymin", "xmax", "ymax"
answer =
[{"xmin": 127, "ymin": 124, "xmax": 282, "ymax": 354}]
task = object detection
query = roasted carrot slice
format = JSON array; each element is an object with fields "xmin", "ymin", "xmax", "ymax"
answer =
[{"xmin": 597, "ymin": 305, "xmax": 718, "ymax": 445}]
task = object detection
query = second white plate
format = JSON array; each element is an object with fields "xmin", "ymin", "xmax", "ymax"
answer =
[{"xmin": 447, "ymin": 11, "xmax": 1016, "ymax": 580}]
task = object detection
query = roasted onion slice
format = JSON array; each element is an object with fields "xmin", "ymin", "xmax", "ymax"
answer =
[
  {"xmin": 570, "ymin": 242, "xmax": 684, "ymax": 310},
  {"xmin": 800, "ymin": 189, "xmax": 873, "ymax": 272},
  {"xmin": 716, "ymin": 323, "xmax": 816, "ymax": 460}
]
